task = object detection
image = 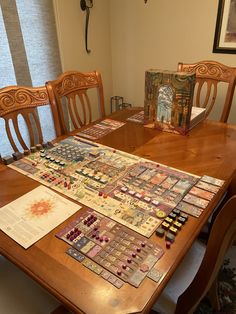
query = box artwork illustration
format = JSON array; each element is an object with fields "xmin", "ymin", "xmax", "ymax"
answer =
[{"xmin": 144, "ymin": 69, "xmax": 196, "ymax": 135}]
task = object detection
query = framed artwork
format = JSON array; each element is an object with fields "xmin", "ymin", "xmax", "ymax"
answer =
[{"xmin": 213, "ymin": 0, "xmax": 236, "ymax": 54}]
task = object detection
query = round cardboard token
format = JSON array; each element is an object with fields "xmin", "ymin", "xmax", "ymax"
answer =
[{"xmin": 156, "ymin": 210, "xmax": 166, "ymax": 218}]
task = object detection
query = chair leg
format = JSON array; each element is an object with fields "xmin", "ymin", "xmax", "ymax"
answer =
[{"xmin": 207, "ymin": 278, "xmax": 221, "ymax": 311}]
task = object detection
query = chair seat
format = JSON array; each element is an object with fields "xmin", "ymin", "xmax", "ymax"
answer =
[
  {"xmin": 152, "ymin": 241, "xmax": 206, "ymax": 314},
  {"xmin": 0, "ymin": 255, "xmax": 60, "ymax": 314}
]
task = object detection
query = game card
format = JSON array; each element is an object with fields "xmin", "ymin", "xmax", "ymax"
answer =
[
  {"xmin": 195, "ymin": 181, "xmax": 220, "ymax": 194},
  {"xmin": 183, "ymin": 193, "xmax": 209, "ymax": 209},
  {"xmin": 176, "ymin": 201, "xmax": 203, "ymax": 218},
  {"xmin": 189, "ymin": 186, "xmax": 215, "ymax": 201},
  {"xmin": 201, "ymin": 175, "xmax": 224, "ymax": 187}
]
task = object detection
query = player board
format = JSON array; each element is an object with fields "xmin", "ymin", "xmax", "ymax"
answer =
[
  {"xmin": 8, "ymin": 137, "xmax": 224, "ymax": 237},
  {"xmin": 56, "ymin": 208, "xmax": 164, "ymax": 288}
]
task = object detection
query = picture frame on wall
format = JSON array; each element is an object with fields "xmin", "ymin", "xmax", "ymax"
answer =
[{"xmin": 213, "ymin": 0, "xmax": 236, "ymax": 54}]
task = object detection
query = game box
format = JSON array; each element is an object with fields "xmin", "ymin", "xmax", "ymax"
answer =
[{"xmin": 144, "ymin": 69, "xmax": 196, "ymax": 135}]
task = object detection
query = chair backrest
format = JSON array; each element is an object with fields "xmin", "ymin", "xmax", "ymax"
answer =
[
  {"xmin": 0, "ymin": 85, "xmax": 61, "ymax": 153},
  {"xmin": 46, "ymin": 71, "xmax": 106, "ymax": 135},
  {"xmin": 175, "ymin": 195, "xmax": 236, "ymax": 314},
  {"xmin": 177, "ymin": 60, "xmax": 236, "ymax": 122}
]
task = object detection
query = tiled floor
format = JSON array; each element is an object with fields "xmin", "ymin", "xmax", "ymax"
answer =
[{"xmin": 0, "ymin": 255, "xmax": 61, "ymax": 314}]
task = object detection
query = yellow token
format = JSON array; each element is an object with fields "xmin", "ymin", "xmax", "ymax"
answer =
[{"xmin": 156, "ymin": 210, "xmax": 166, "ymax": 218}]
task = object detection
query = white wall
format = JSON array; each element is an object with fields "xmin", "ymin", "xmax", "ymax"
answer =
[
  {"xmin": 53, "ymin": 0, "xmax": 112, "ymax": 115},
  {"xmin": 110, "ymin": 0, "xmax": 236, "ymax": 123},
  {"xmin": 54, "ymin": 0, "xmax": 236, "ymax": 123}
]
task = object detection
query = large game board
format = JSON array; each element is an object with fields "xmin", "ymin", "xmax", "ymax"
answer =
[{"xmin": 8, "ymin": 137, "xmax": 224, "ymax": 237}]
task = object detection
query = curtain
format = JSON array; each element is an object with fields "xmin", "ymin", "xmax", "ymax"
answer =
[{"xmin": 0, "ymin": 0, "xmax": 62, "ymax": 156}]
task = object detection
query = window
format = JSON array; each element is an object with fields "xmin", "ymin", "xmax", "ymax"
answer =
[{"xmin": 0, "ymin": 0, "xmax": 62, "ymax": 156}]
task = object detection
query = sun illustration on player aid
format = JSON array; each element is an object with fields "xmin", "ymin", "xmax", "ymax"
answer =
[{"xmin": 28, "ymin": 198, "xmax": 54, "ymax": 218}]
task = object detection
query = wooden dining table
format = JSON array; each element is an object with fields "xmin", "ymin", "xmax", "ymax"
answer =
[{"xmin": 1, "ymin": 108, "xmax": 236, "ymax": 314}]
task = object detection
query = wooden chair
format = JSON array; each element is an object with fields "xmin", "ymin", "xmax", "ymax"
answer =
[
  {"xmin": 151, "ymin": 194, "xmax": 236, "ymax": 314},
  {"xmin": 177, "ymin": 60, "xmax": 236, "ymax": 122},
  {"xmin": 46, "ymin": 71, "xmax": 106, "ymax": 135},
  {"xmin": 0, "ymin": 85, "xmax": 61, "ymax": 154}
]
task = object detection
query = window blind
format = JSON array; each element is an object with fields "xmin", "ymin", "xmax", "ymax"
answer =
[{"xmin": 0, "ymin": 0, "xmax": 62, "ymax": 156}]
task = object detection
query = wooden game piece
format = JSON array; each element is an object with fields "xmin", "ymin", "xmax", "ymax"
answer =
[
  {"xmin": 12, "ymin": 152, "xmax": 23, "ymax": 160},
  {"xmin": 2, "ymin": 155, "xmax": 14, "ymax": 165},
  {"xmin": 161, "ymin": 222, "xmax": 170, "ymax": 230},
  {"xmin": 36, "ymin": 143, "xmax": 43, "ymax": 150},
  {"xmin": 168, "ymin": 212, "xmax": 177, "ymax": 220},
  {"xmin": 24, "ymin": 149, "xmax": 30, "ymax": 155},
  {"xmin": 173, "ymin": 221, "xmax": 182, "ymax": 230},
  {"xmin": 165, "ymin": 233, "xmax": 175, "ymax": 243},
  {"xmin": 169, "ymin": 226, "xmax": 178, "ymax": 235},
  {"xmin": 155, "ymin": 227, "xmax": 165, "ymax": 237}
]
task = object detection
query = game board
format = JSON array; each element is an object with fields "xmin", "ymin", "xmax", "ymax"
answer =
[
  {"xmin": 56, "ymin": 208, "xmax": 164, "ymax": 288},
  {"xmin": 8, "ymin": 137, "xmax": 224, "ymax": 237}
]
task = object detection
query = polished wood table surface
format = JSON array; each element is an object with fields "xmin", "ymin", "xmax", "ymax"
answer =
[{"xmin": 1, "ymin": 108, "xmax": 236, "ymax": 314}]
